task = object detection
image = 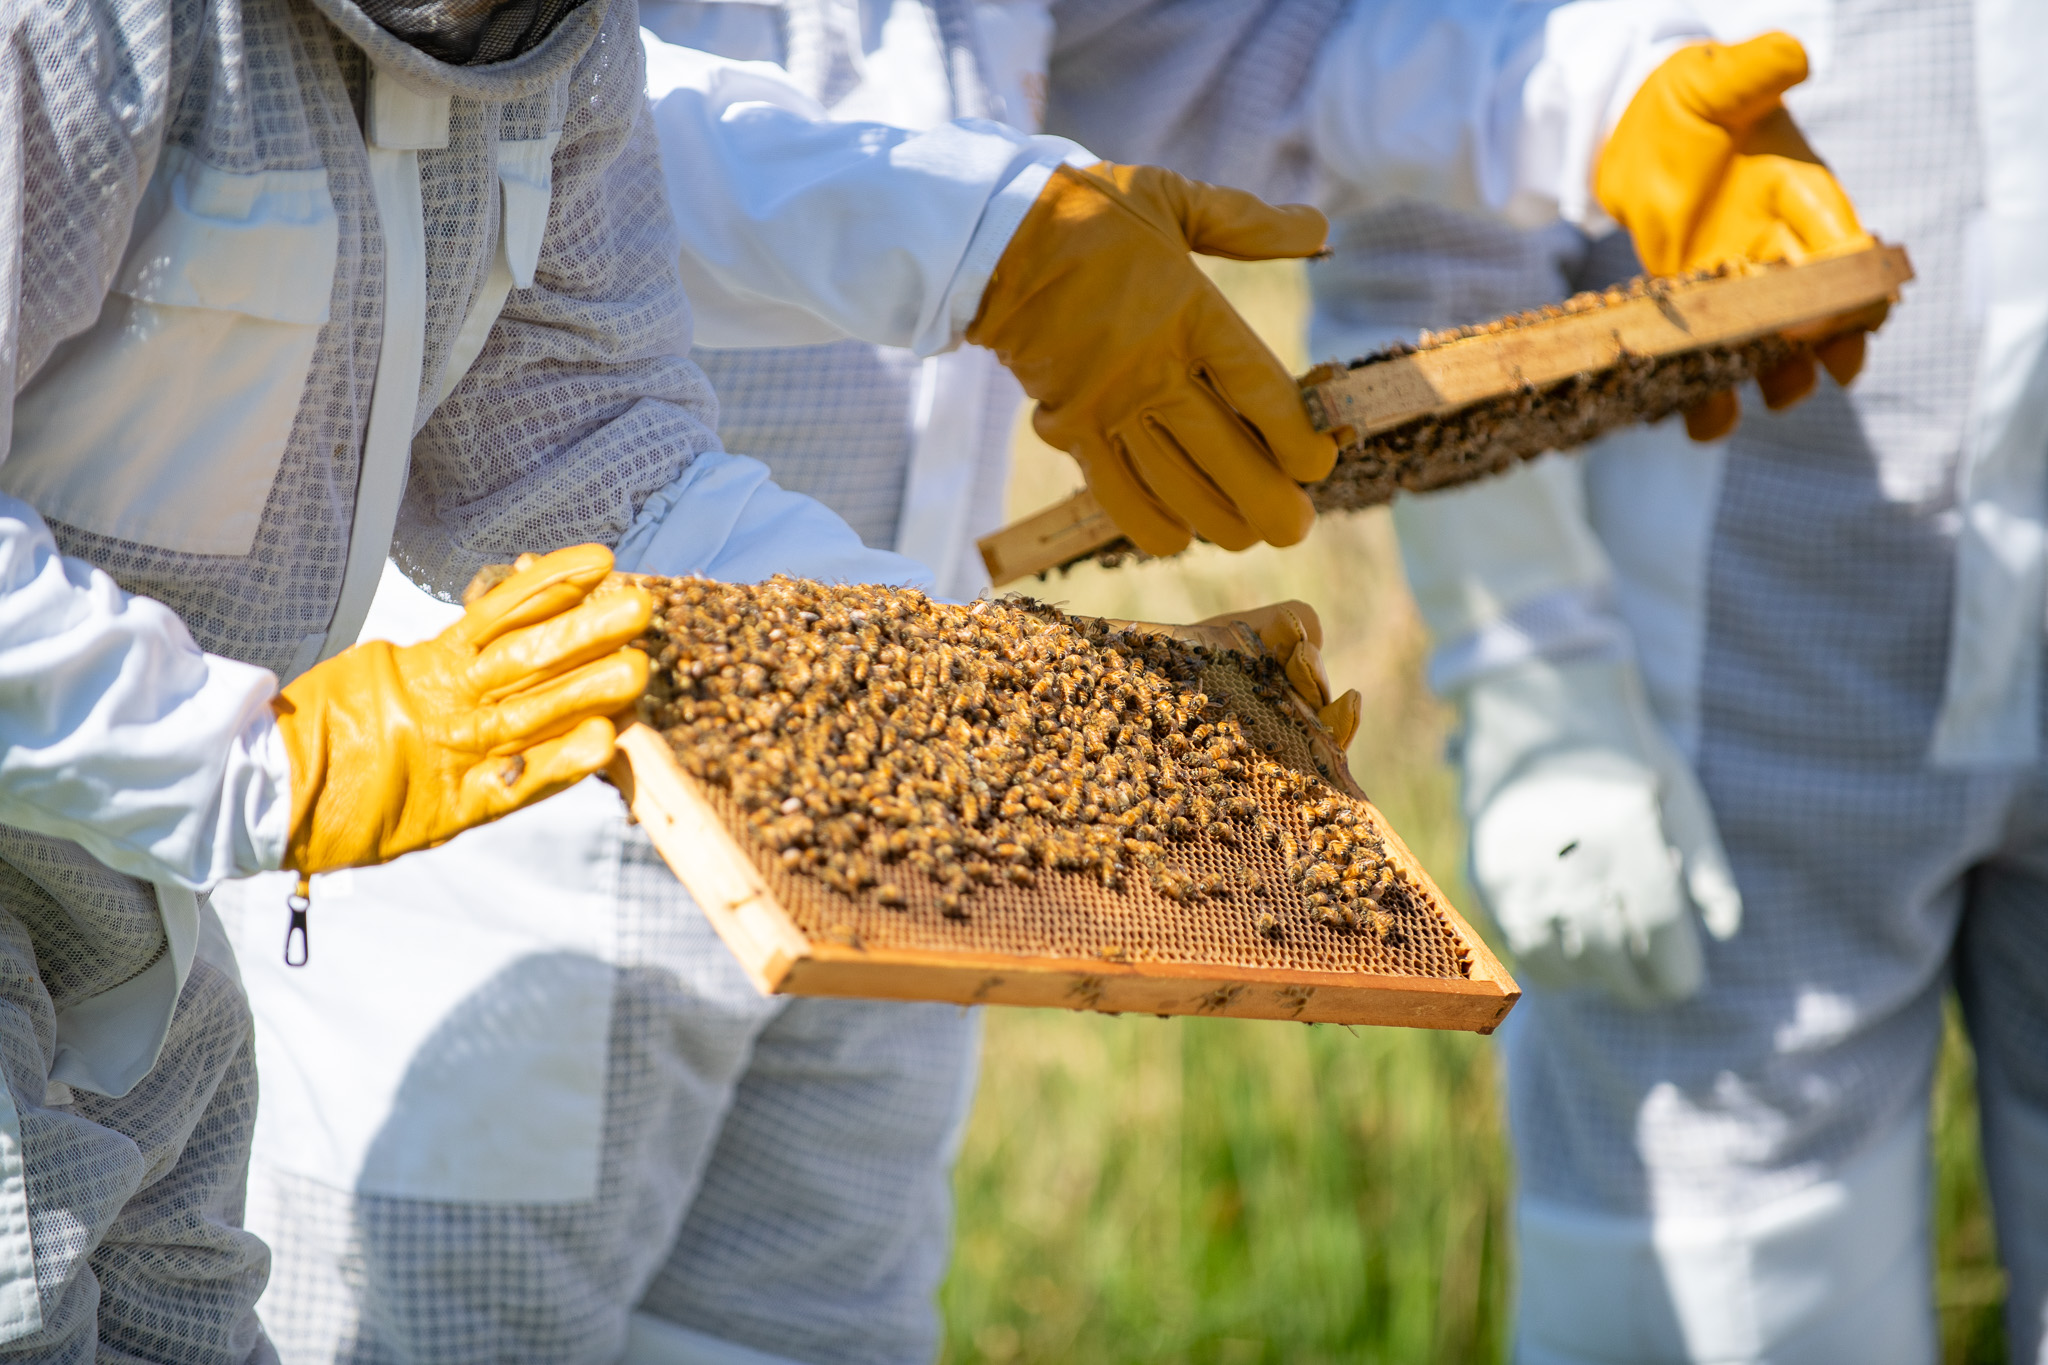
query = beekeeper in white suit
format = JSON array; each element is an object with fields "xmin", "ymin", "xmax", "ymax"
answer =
[
  {"xmin": 214, "ymin": 2, "xmax": 1875, "ymax": 1363},
  {"xmin": 0, "ymin": 0, "xmax": 1381, "ymax": 1351},
  {"xmin": 0, "ymin": 0, "xmax": 830, "ymax": 1344},
  {"xmin": 223, "ymin": 5, "xmax": 1353, "ymax": 1362},
  {"xmin": 1332, "ymin": 2, "xmax": 2048, "ymax": 1361}
]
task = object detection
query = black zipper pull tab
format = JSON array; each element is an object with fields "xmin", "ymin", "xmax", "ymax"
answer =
[{"xmin": 285, "ymin": 873, "xmax": 311, "ymax": 967}]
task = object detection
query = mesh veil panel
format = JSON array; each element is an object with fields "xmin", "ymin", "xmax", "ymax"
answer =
[
  {"xmin": 356, "ymin": 0, "xmax": 587, "ymax": 65},
  {"xmin": 692, "ymin": 342, "xmax": 922, "ymax": 551}
]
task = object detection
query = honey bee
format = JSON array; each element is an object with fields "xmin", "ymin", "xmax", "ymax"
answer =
[{"xmin": 636, "ymin": 574, "xmax": 1376, "ymax": 950}]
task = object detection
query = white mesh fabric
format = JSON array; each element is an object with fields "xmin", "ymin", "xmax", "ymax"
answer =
[
  {"xmin": 1043, "ymin": 0, "xmax": 1348, "ymax": 202},
  {"xmin": 691, "ymin": 336, "xmax": 1028, "ymax": 575},
  {"xmin": 393, "ymin": 0, "xmax": 721, "ymax": 600},
  {"xmin": 1498, "ymin": 0, "xmax": 1992, "ymax": 1224},
  {"xmin": 691, "ymin": 342, "xmax": 922, "ymax": 550},
  {"xmin": 0, "ymin": 939, "xmax": 270, "ymax": 1362},
  {"xmin": 6, "ymin": 0, "xmax": 722, "ymax": 1350},
  {"xmin": 0, "ymin": 832, "xmax": 171, "ymax": 1013},
  {"xmin": 249, "ymin": 826, "xmax": 978, "ymax": 1365},
  {"xmin": 1308, "ymin": 201, "xmax": 1589, "ymax": 359},
  {"xmin": 631, "ymin": 961, "xmax": 978, "ymax": 1365},
  {"xmin": 79, "ymin": 957, "xmax": 272, "ymax": 1365},
  {"xmin": 14, "ymin": 0, "xmax": 719, "ymax": 679}
]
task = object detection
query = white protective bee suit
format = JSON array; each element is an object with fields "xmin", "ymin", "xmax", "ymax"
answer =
[
  {"xmin": 220, "ymin": 5, "xmax": 1089, "ymax": 1358},
  {"xmin": 0, "ymin": 0, "xmax": 855, "ymax": 1351},
  {"xmin": 218, "ymin": 6, "xmax": 1079, "ymax": 1363},
  {"xmin": 213, "ymin": 3, "xmax": 1725, "ymax": 1363},
  {"xmin": 1324, "ymin": 1, "xmax": 2048, "ymax": 1361}
]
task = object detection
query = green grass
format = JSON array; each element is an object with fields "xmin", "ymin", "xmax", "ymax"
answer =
[{"xmin": 937, "ymin": 261, "xmax": 2008, "ymax": 1363}]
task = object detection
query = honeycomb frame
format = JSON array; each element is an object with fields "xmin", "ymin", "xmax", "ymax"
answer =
[
  {"xmin": 610, "ymin": 626, "xmax": 1518, "ymax": 1033},
  {"xmin": 978, "ymin": 243, "xmax": 1914, "ymax": 585}
]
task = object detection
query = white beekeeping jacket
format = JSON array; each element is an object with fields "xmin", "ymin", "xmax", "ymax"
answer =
[
  {"xmin": 1, "ymin": 0, "xmax": 721, "ymax": 1095},
  {"xmin": 640, "ymin": 0, "xmax": 1065, "ymax": 600}
]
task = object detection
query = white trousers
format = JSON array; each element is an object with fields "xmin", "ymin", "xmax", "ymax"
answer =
[{"xmin": 1506, "ymin": 724, "xmax": 2048, "ymax": 1365}]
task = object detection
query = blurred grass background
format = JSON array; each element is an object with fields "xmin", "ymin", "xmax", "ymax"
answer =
[{"xmin": 936, "ymin": 260, "xmax": 2010, "ymax": 1363}]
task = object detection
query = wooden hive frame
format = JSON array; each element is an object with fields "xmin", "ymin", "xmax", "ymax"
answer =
[
  {"xmin": 611, "ymin": 724, "xmax": 1517, "ymax": 1031},
  {"xmin": 978, "ymin": 244, "xmax": 1913, "ymax": 586}
]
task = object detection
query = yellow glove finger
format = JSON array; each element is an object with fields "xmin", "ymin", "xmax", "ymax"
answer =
[
  {"xmin": 471, "ymin": 585, "xmax": 654, "ymax": 702},
  {"xmin": 1283, "ymin": 638, "xmax": 1332, "ymax": 711},
  {"xmin": 1769, "ymin": 160, "xmax": 1871, "ymax": 261},
  {"xmin": 1671, "ymin": 31, "xmax": 1808, "ymax": 125},
  {"xmin": 1119, "ymin": 413, "xmax": 1261, "ymax": 552},
  {"xmin": 1197, "ymin": 600, "xmax": 1325, "ymax": 653},
  {"xmin": 1165, "ymin": 171, "xmax": 1330, "ymax": 262},
  {"xmin": 1758, "ymin": 350, "xmax": 1818, "ymax": 411},
  {"xmin": 477, "ymin": 648, "xmax": 650, "ymax": 753},
  {"xmin": 1188, "ymin": 295, "xmax": 1339, "ymax": 484},
  {"xmin": 1683, "ymin": 389, "xmax": 1741, "ymax": 442},
  {"xmin": 1319, "ymin": 690, "xmax": 1362, "ymax": 750},
  {"xmin": 454, "ymin": 715, "xmax": 621, "ymax": 833},
  {"xmin": 1816, "ymin": 330, "xmax": 1868, "ymax": 387},
  {"xmin": 454, "ymin": 543, "xmax": 615, "ymax": 649},
  {"xmin": 1058, "ymin": 423, "xmax": 1193, "ymax": 559},
  {"xmin": 1139, "ymin": 392, "xmax": 1315, "ymax": 548}
]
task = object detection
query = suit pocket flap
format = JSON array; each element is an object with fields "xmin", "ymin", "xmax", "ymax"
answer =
[{"xmin": 115, "ymin": 148, "xmax": 338, "ymax": 326}]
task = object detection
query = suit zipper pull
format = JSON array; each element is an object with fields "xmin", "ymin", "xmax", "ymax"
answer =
[{"xmin": 285, "ymin": 873, "xmax": 312, "ymax": 967}]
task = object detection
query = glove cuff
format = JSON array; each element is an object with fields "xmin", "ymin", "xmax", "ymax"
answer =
[{"xmin": 273, "ymin": 642, "xmax": 400, "ymax": 876}]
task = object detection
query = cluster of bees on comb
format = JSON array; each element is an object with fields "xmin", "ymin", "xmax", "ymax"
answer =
[
  {"xmin": 1074, "ymin": 266, "xmax": 1791, "ymax": 573},
  {"xmin": 1306, "ymin": 267, "xmax": 1793, "ymax": 514},
  {"xmin": 629, "ymin": 576, "xmax": 1418, "ymax": 941}
]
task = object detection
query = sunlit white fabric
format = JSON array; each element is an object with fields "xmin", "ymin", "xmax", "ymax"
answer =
[
  {"xmin": 644, "ymin": 34, "xmax": 1083, "ymax": 355},
  {"xmin": 1347, "ymin": 3, "xmax": 2048, "ymax": 1360}
]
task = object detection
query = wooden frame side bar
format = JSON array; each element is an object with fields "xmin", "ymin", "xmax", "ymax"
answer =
[{"xmin": 610, "ymin": 723, "xmax": 809, "ymax": 993}]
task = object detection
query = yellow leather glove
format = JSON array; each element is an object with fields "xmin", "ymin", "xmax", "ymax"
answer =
[
  {"xmin": 968, "ymin": 162, "xmax": 1339, "ymax": 559},
  {"xmin": 274, "ymin": 544, "xmax": 652, "ymax": 876},
  {"xmin": 1595, "ymin": 33, "xmax": 1876, "ymax": 440},
  {"xmin": 1198, "ymin": 600, "xmax": 1362, "ymax": 750}
]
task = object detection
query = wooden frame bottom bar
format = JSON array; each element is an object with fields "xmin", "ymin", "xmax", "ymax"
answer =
[{"xmin": 781, "ymin": 949, "xmax": 1516, "ymax": 1031}]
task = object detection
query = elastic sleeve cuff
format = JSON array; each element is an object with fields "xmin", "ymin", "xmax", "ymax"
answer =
[
  {"xmin": 227, "ymin": 706, "xmax": 293, "ymax": 876},
  {"xmin": 933, "ymin": 143, "xmax": 1096, "ymax": 355},
  {"xmin": 616, "ymin": 451, "xmax": 939, "ymax": 594}
]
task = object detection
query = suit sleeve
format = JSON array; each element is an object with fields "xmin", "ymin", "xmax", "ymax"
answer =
[{"xmin": 0, "ymin": 0, "xmax": 290, "ymax": 888}]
